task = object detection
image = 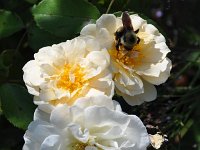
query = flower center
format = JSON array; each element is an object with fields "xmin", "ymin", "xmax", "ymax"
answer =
[
  {"xmin": 56, "ymin": 64, "xmax": 87, "ymax": 93},
  {"xmin": 109, "ymin": 42, "xmax": 144, "ymax": 68},
  {"xmin": 72, "ymin": 143, "xmax": 87, "ymax": 150},
  {"xmin": 71, "ymin": 142, "xmax": 101, "ymax": 150}
]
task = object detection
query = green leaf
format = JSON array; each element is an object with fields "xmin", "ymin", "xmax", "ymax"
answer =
[
  {"xmin": 0, "ymin": 50, "xmax": 15, "ymax": 78},
  {"xmin": 0, "ymin": 10, "xmax": 24, "ymax": 39},
  {"xmin": 0, "ymin": 83, "xmax": 36, "ymax": 129},
  {"xmin": 32, "ymin": 0, "xmax": 100, "ymax": 38},
  {"xmin": 28, "ymin": 24, "xmax": 65, "ymax": 51},
  {"xmin": 0, "ymin": 50, "xmax": 14, "ymax": 66}
]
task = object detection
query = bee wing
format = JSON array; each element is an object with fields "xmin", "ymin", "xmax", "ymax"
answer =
[{"xmin": 122, "ymin": 11, "xmax": 133, "ymax": 30}]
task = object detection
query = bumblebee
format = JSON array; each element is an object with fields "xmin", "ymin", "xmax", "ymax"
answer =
[{"xmin": 115, "ymin": 11, "xmax": 140, "ymax": 51}]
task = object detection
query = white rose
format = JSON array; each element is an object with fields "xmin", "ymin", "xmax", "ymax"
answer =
[
  {"xmin": 81, "ymin": 13, "xmax": 172, "ymax": 105},
  {"xmin": 23, "ymin": 37, "xmax": 114, "ymax": 106},
  {"xmin": 23, "ymin": 96, "xmax": 150, "ymax": 150}
]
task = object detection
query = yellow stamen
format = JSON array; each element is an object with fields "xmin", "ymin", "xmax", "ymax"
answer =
[
  {"xmin": 71, "ymin": 142, "xmax": 102, "ymax": 150},
  {"xmin": 72, "ymin": 143, "xmax": 88, "ymax": 150},
  {"xmin": 109, "ymin": 42, "xmax": 144, "ymax": 68},
  {"xmin": 49, "ymin": 64, "xmax": 88, "ymax": 106},
  {"xmin": 56, "ymin": 64, "xmax": 87, "ymax": 93}
]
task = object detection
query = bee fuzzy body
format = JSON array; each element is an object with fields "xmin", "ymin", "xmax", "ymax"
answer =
[{"xmin": 114, "ymin": 12, "xmax": 140, "ymax": 51}]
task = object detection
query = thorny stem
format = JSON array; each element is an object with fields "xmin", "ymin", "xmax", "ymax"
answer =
[{"xmin": 106, "ymin": 0, "xmax": 115, "ymax": 14}]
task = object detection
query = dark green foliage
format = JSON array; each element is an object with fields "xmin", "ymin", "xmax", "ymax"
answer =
[
  {"xmin": 0, "ymin": 50, "xmax": 15, "ymax": 78},
  {"xmin": 32, "ymin": 0, "xmax": 100, "ymax": 38},
  {"xmin": 28, "ymin": 23, "xmax": 66, "ymax": 50},
  {"xmin": 0, "ymin": 10, "xmax": 24, "ymax": 39},
  {"xmin": 0, "ymin": 84, "xmax": 36, "ymax": 129}
]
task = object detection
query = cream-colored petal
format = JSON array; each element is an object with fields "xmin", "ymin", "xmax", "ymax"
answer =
[
  {"xmin": 80, "ymin": 24, "xmax": 97, "ymax": 37},
  {"xmin": 113, "ymin": 100, "xmax": 122, "ymax": 112},
  {"xmin": 141, "ymin": 24, "xmax": 160, "ymax": 36},
  {"xmin": 34, "ymin": 46, "xmax": 53, "ymax": 64},
  {"xmin": 82, "ymin": 26, "xmax": 113, "ymax": 50},
  {"xmin": 26, "ymin": 120, "xmax": 57, "ymax": 144},
  {"xmin": 81, "ymin": 51, "xmax": 110, "ymax": 79},
  {"xmin": 89, "ymin": 70, "xmax": 114, "ymax": 98},
  {"xmin": 64, "ymin": 38, "xmax": 87, "ymax": 64},
  {"xmin": 130, "ymin": 14, "xmax": 147, "ymax": 31},
  {"xmin": 85, "ymin": 88, "xmax": 106, "ymax": 97},
  {"xmin": 135, "ymin": 62, "xmax": 161, "ymax": 77},
  {"xmin": 74, "ymin": 95, "xmax": 114, "ymax": 111},
  {"xmin": 39, "ymin": 89, "xmax": 57, "ymax": 102},
  {"xmin": 154, "ymin": 33, "xmax": 166, "ymax": 43},
  {"xmin": 26, "ymin": 85, "xmax": 40, "ymax": 96},
  {"xmin": 37, "ymin": 104, "xmax": 54, "ymax": 115},
  {"xmin": 85, "ymin": 50, "xmax": 110, "ymax": 72},
  {"xmin": 84, "ymin": 106, "xmax": 130, "ymax": 137},
  {"xmin": 141, "ymin": 23, "xmax": 170, "ymax": 55},
  {"xmin": 50, "ymin": 104, "xmax": 71, "ymax": 129},
  {"xmin": 54, "ymin": 88, "xmax": 70, "ymax": 99},
  {"xmin": 115, "ymin": 17, "xmax": 122, "ymax": 29},
  {"xmin": 114, "ymin": 70, "xmax": 144, "ymax": 96},
  {"xmin": 34, "ymin": 107, "xmax": 50, "ymax": 122},
  {"xmin": 136, "ymin": 56, "xmax": 170, "ymax": 77},
  {"xmin": 96, "ymin": 14, "xmax": 117, "ymax": 35},
  {"xmin": 97, "ymin": 28, "xmax": 114, "ymax": 49},
  {"xmin": 84, "ymin": 38, "xmax": 101, "ymax": 52},
  {"xmin": 23, "ymin": 60, "xmax": 44, "ymax": 86},
  {"xmin": 40, "ymin": 135, "xmax": 61, "ymax": 150},
  {"xmin": 34, "ymin": 46, "xmax": 66, "ymax": 69},
  {"xmin": 141, "ymin": 58, "xmax": 172, "ymax": 85},
  {"xmin": 40, "ymin": 64, "xmax": 58, "ymax": 76},
  {"xmin": 139, "ymin": 41, "xmax": 165, "ymax": 63},
  {"xmin": 137, "ymin": 39, "xmax": 169, "ymax": 65},
  {"xmin": 155, "ymin": 42, "xmax": 170, "ymax": 59},
  {"xmin": 23, "ymin": 134, "xmax": 40, "ymax": 150},
  {"xmin": 126, "ymin": 115, "xmax": 150, "ymax": 149},
  {"xmin": 68, "ymin": 123, "xmax": 89, "ymax": 143},
  {"xmin": 33, "ymin": 96, "xmax": 48, "ymax": 105},
  {"xmin": 119, "ymin": 80, "xmax": 157, "ymax": 106}
]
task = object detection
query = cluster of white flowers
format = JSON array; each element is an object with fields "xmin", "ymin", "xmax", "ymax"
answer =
[{"xmin": 23, "ymin": 12, "xmax": 171, "ymax": 150}]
